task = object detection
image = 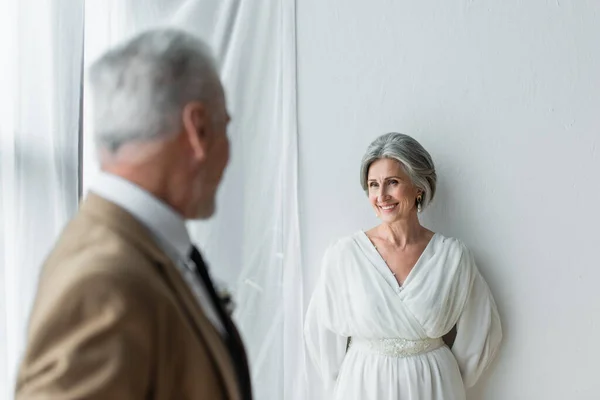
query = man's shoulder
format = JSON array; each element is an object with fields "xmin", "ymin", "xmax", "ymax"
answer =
[
  {"xmin": 27, "ymin": 210, "xmax": 169, "ymax": 335},
  {"xmin": 42, "ymin": 208, "xmax": 159, "ymax": 289}
]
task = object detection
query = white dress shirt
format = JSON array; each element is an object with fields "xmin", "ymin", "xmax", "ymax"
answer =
[{"xmin": 89, "ymin": 172, "xmax": 226, "ymax": 336}]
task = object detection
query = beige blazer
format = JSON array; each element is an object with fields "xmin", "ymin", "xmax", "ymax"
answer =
[{"xmin": 16, "ymin": 194, "xmax": 243, "ymax": 400}]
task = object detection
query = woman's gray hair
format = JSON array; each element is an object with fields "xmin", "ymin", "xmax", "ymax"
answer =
[
  {"xmin": 88, "ymin": 28, "xmax": 221, "ymax": 152},
  {"xmin": 360, "ymin": 132, "xmax": 437, "ymax": 210}
]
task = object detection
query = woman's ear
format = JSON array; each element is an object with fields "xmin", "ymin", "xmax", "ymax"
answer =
[{"xmin": 182, "ymin": 101, "xmax": 209, "ymax": 162}]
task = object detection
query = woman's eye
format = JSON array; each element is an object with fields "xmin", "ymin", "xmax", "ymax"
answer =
[
  {"xmin": 389, "ymin": 180, "xmax": 398, "ymax": 185},
  {"xmin": 369, "ymin": 182, "xmax": 378, "ymax": 188}
]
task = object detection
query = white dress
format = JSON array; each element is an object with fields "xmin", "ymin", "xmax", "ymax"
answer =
[{"xmin": 304, "ymin": 231, "xmax": 502, "ymax": 400}]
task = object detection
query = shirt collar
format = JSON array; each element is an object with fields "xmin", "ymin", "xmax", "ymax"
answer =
[{"xmin": 88, "ymin": 172, "xmax": 191, "ymax": 260}]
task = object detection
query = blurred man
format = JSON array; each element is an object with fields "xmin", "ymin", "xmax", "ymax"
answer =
[{"xmin": 16, "ymin": 29, "xmax": 252, "ymax": 400}]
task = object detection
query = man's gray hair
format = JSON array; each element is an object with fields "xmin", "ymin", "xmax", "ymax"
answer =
[
  {"xmin": 88, "ymin": 28, "xmax": 221, "ymax": 151},
  {"xmin": 360, "ymin": 132, "xmax": 437, "ymax": 210}
]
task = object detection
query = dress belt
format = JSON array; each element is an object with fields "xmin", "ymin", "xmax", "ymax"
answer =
[{"xmin": 348, "ymin": 336, "xmax": 444, "ymax": 357}]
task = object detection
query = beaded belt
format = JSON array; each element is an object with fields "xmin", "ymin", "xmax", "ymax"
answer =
[{"xmin": 348, "ymin": 337, "xmax": 444, "ymax": 357}]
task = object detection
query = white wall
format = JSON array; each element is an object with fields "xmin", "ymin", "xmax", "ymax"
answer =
[{"xmin": 297, "ymin": 1, "xmax": 600, "ymax": 399}]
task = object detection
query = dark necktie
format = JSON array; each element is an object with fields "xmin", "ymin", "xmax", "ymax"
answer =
[{"xmin": 189, "ymin": 246, "xmax": 252, "ymax": 400}]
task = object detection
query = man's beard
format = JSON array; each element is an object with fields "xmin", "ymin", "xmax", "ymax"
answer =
[{"xmin": 193, "ymin": 195, "xmax": 216, "ymax": 220}]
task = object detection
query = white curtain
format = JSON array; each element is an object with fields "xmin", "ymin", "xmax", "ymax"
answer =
[
  {"xmin": 0, "ymin": 1, "xmax": 303, "ymax": 398},
  {"xmin": 83, "ymin": 1, "xmax": 305, "ymax": 400},
  {"xmin": 0, "ymin": 1, "xmax": 85, "ymax": 399}
]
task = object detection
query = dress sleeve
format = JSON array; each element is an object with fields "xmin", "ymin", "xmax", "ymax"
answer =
[
  {"xmin": 451, "ymin": 245, "xmax": 503, "ymax": 388},
  {"xmin": 304, "ymin": 245, "xmax": 349, "ymax": 394}
]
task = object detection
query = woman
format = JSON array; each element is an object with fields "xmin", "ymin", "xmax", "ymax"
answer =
[{"xmin": 304, "ymin": 132, "xmax": 502, "ymax": 399}]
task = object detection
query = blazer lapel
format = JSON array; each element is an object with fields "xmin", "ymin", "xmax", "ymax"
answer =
[
  {"xmin": 80, "ymin": 194, "xmax": 240, "ymax": 400},
  {"xmin": 155, "ymin": 255, "xmax": 240, "ymax": 400}
]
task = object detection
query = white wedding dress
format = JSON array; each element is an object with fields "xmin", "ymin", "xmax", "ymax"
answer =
[{"xmin": 304, "ymin": 231, "xmax": 502, "ymax": 400}]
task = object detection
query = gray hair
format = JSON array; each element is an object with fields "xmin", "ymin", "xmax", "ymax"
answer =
[
  {"xmin": 360, "ymin": 132, "xmax": 437, "ymax": 210},
  {"xmin": 88, "ymin": 28, "xmax": 221, "ymax": 151}
]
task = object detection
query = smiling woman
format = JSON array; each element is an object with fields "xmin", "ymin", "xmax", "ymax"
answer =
[
  {"xmin": 360, "ymin": 132, "xmax": 436, "ymax": 213},
  {"xmin": 367, "ymin": 159, "xmax": 423, "ymax": 219},
  {"xmin": 304, "ymin": 132, "xmax": 502, "ymax": 400},
  {"xmin": 361, "ymin": 134, "xmax": 437, "ymax": 286}
]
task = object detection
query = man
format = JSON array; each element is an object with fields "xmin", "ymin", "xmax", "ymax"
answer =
[{"xmin": 16, "ymin": 29, "xmax": 252, "ymax": 400}]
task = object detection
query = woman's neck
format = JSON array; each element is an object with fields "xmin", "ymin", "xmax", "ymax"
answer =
[{"xmin": 377, "ymin": 215, "xmax": 426, "ymax": 248}]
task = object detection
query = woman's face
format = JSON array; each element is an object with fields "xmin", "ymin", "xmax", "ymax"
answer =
[{"xmin": 367, "ymin": 158, "xmax": 421, "ymax": 222}]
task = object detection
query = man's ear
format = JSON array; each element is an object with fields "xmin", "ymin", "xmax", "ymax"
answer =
[{"xmin": 182, "ymin": 101, "xmax": 210, "ymax": 162}]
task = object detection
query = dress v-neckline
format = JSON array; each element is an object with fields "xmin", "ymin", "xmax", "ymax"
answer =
[{"xmin": 359, "ymin": 230, "xmax": 437, "ymax": 292}]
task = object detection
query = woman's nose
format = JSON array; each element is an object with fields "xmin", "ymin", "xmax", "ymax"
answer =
[{"xmin": 378, "ymin": 190, "xmax": 390, "ymax": 202}]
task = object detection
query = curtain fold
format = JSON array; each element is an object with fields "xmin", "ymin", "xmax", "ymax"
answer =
[{"xmin": 0, "ymin": 1, "xmax": 85, "ymax": 399}]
